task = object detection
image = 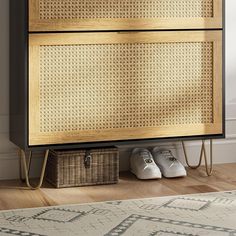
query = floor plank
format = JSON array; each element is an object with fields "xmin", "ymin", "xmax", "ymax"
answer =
[{"xmin": 0, "ymin": 163, "xmax": 236, "ymax": 211}]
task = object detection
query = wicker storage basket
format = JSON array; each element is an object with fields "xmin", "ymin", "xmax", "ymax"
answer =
[{"xmin": 46, "ymin": 148, "xmax": 119, "ymax": 188}]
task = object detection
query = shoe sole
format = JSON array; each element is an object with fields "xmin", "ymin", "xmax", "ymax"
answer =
[
  {"xmin": 163, "ymin": 174, "xmax": 187, "ymax": 178},
  {"xmin": 130, "ymin": 170, "xmax": 162, "ymax": 180},
  {"xmin": 162, "ymin": 171, "xmax": 187, "ymax": 178}
]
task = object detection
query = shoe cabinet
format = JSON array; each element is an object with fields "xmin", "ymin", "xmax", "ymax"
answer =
[
  {"xmin": 29, "ymin": 0, "xmax": 222, "ymax": 31},
  {"xmin": 10, "ymin": 0, "xmax": 224, "ymax": 150}
]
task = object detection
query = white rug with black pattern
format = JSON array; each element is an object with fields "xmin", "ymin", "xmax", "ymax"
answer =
[{"xmin": 0, "ymin": 191, "xmax": 236, "ymax": 236}]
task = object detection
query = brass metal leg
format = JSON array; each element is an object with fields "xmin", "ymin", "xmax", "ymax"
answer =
[
  {"xmin": 19, "ymin": 149, "xmax": 49, "ymax": 190},
  {"xmin": 19, "ymin": 150, "xmax": 32, "ymax": 182},
  {"xmin": 182, "ymin": 140, "xmax": 213, "ymax": 176}
]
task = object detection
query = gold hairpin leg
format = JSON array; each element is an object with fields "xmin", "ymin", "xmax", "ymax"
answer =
[
  {"xmin": 182, "ymin": 140, "xmax": 213, "ymax": 176},
  {"xmin": 19, "ymin": 149, "xmax": 49, "ymax": 190},
  {"xmin": 19, "ymin": 150, "xmax": 32, "ymax": 182}
]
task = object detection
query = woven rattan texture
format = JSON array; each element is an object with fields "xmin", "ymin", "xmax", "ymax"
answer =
[
  {"xmin": 39, "ymin": 0, "xmax": 213, "ymax": 19},
  {"xmin": 39, "ymin": 42, "xmax": 213, "ymax": 133},
  {"xmin": 46, "ymin": 149, "xmax": 119, "ymax": 188}
]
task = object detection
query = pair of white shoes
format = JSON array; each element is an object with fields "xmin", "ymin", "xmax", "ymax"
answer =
[{"xmin": 130, "ymin": 148, "xmax": 187, "ymax": 179}]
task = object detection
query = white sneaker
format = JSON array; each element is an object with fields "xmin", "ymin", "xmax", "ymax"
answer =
[
  {"xmin": 152, "ymin": 148, "xmax": 187, "ymax": 178},
  {"xmin": 130, "ymin": 148, "xmax": 162, "ymax": 180}
]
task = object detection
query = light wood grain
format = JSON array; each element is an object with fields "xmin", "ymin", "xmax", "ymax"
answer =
[
  {"xmin": 0, "ymin": 163, "xmax": 236, "ymax": 210},
  {"xmin": 28, "ymin": 0, "xmax": 222, "ymax": 31},
  {"xmin": 29, "ymin": 46, "xmax": 40, "ymax": 142},
  {"xmin": 28, "ymin": 31, "xmax": 223, "ymax": 146},
  {"xmin": 29, "ymin": 30, "xmax": 221, "ymax": 45},
  {"xmin": 213, "ymin": 36, "xmax": 223, "ymax": 126},
  {"xmin": 29, "ymin": 125, "xmax": 222, "ymax": 146}
]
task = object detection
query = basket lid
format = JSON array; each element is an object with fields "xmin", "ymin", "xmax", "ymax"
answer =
[{"xmin": 50, "ymin": 147, "xmax": 118, "ymax": 156}]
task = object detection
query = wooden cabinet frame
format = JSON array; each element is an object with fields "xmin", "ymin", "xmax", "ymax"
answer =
[
  {"xmin": 29, "ymin": 31, "xmax": 222, "ymax": 146},
  {"xmin": 10, "ymin": 0, "xmax": 224, "ymax": 150},
  {"xmin": 29, "ymin": 0, "xmax": 222, "ymax": 32}
]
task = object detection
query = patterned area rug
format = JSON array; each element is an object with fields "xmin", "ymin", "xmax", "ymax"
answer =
[{"xmin": 0, "ymin": 191, "xmax": 236, "ymax": 236}]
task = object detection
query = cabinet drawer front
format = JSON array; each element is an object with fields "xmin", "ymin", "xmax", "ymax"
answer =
[
  {"xmin": 29, "ymin": 31, "xmax": 222, "ymax": 146},
  {"xmin": 29, "ymin": 0, "xmax": 222, "ymax": 31}
]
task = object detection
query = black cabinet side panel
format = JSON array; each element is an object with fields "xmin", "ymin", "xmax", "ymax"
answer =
[{"xmin": 10, "ymin": 0, "xmax": 28, "ymax": 149}]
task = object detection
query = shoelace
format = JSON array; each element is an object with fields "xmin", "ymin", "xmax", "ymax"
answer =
[
  {"xmin": 139, "ymin": 152, "xmax": 154, "ymax": 166},
  {"xmin": 161, "ymin": 151, "xmax": 177, "ymax": 168}
]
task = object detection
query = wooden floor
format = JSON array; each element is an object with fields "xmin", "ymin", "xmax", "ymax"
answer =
[{"xmin": 0, "ymin": 163, "xmax": 236, "ymax": 211}]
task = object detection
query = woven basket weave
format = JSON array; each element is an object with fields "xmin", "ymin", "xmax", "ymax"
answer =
[{"xmin": 46, "ymin": 148, "xmax": 119, "ymax": 188}]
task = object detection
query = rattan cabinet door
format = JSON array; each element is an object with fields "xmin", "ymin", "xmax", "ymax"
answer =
[
  {"xmin": 29, "ymin": 0, "xmax": 222, "ymax": 31},
  {"xmin": 28, "ymin": 31, "xmax": 222, "ymax": 146}
]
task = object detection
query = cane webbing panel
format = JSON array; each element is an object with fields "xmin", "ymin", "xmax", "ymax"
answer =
[
  {"xmin": 38, "ymin": 0, "xmax": 213, "ymax": 20},
  {"xmin": 38, "ymin": 42, "xmax": 213, "ymax": 133}
]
